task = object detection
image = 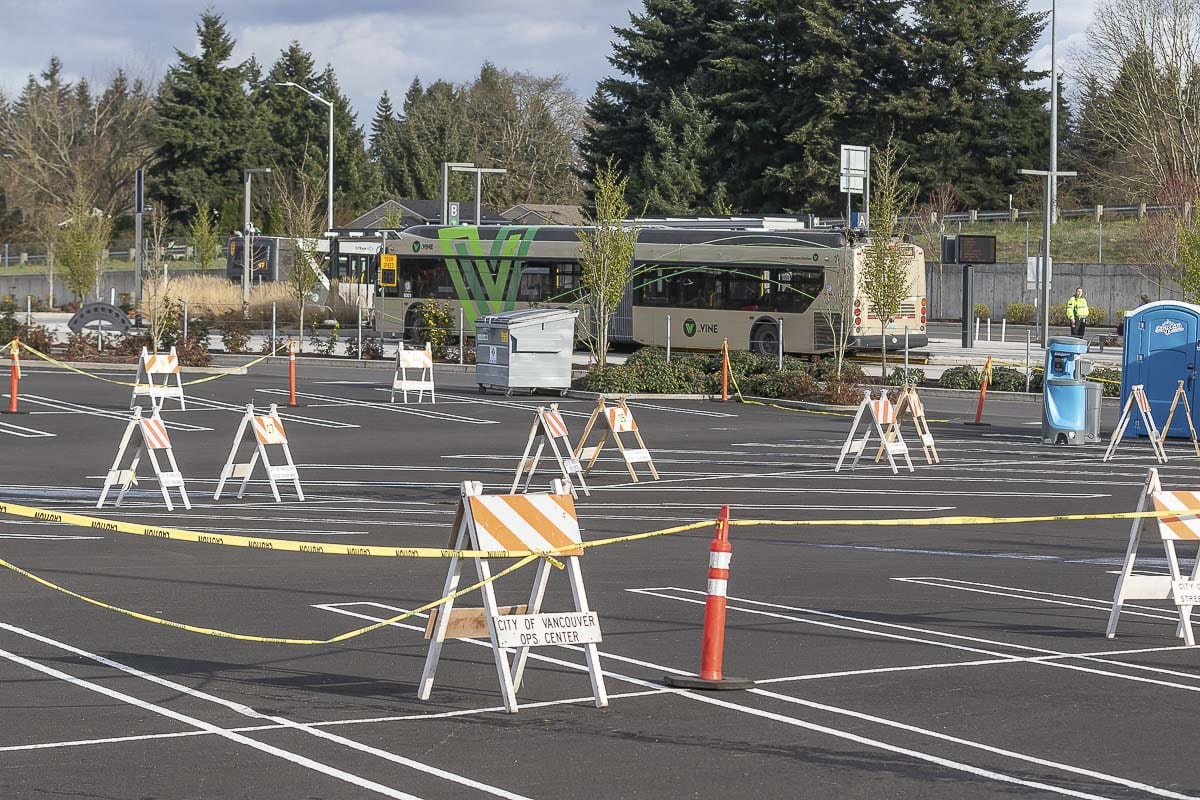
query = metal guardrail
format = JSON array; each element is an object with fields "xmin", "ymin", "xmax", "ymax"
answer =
[{"xmin": 905, "ymin": 203, "xmax": 1180, "ymax": 225}]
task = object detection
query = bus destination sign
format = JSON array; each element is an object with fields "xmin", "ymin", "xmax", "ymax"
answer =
[{"xmin": 957, "ymin": 234, "xmax": 997, "ymax": 265}]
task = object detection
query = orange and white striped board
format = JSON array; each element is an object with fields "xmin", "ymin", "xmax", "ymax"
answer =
[
  {"xmin": 836, "ymin": 390, "xmax": 914, "ymax": 474},
  {"xmin": 574, "ymin": 397, "xmax": 659, "ymax": 482},
  {"xmin": 419, "ymin": 480, "xmax": 607, "ymax": 714},
  {"xmin": 214, "ymin": 403, "xmax": 303, "ymax": 503},
  {"xmin": 391, "ymin": 342, "xmax": 435, "ymax": 404},
  {"xmin": 1107, "ymin": 468, "xmax": 1200, "ymax": 645},
  {"xmin": 1104, "ymin": 384, "xmax": 1167, "ymax": 463},
  {"xmin": 511, "ymin": 404, "xmax": 590, "ymax": 497},
  {"xmin": 130, "ymin": 346, "xmax": 186, "ymax": 411},
  {"xmin": 876, "ymin": 384, "xmax": 939, "ymax": 465},
  {"xmin": 98, "ymin": 406, "xmax": 191, "ymax": 511}
]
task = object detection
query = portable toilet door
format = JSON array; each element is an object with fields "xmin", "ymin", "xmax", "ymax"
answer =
[{"xmin": 1123, "ymin": 301, "xmax": 1200, "ymax": 437}]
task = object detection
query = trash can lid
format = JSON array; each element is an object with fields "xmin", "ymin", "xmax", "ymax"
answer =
[
  {"xmin": 1047, "ymin": 335, "xmax": 1088, "ymax": 351},
  {"xmin": 478, "ymin": 307, "xmax": 579, "ymax": 326}
]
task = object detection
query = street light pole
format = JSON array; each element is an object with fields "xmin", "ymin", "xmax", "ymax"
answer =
[
  {"xmin": 242, "ymin": 167, "xmax": 271, "ymax": 314},
  {"xmin": 275, "ymin": 82, "xmax": 335, "ymax": 232},
  {"xmin": 1018, "ymin": 168, "xmax": 1076, "ymax": 345}
]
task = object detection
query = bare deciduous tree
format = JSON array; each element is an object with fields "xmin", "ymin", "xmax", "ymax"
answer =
[
  {"xmin": 271, "ymin": 172, "xmax": 326, "ymax": 353},
  {"xmin": 58, "ymin": 186, "xmax": 112, "ymax": 303},
  {"xmin": 1074, "ymin": 0, "xmax": 1200, "ymax": 197},
  {"xmin": 909, "ymin": 183, "xmax": 960, "ymax": 319}
]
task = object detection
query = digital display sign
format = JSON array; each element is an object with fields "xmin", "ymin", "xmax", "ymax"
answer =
[{"xmin": 957, "ymin": 234, "xmax": 997, "ymax": 265}]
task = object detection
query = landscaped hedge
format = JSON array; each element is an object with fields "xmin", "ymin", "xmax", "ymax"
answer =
[{"xmin": 579, "ymin": 347, "xmax": 862, "ymax": 403}]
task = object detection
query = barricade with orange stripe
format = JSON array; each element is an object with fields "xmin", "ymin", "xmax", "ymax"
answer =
[
  {"xmin": 98, "ymin": 406, "xmax": 191, "ymax": 511},
  {"xmin": 419, "ymin": 480, "xmax": 607, "ymax": 714},
  {"xmin": 130, "ymin": 346, "xmax": 185, "ymax": 411},
  {"xmin": 214, "ymin": 403, "xmax": 303, "ymax": 503},
  {"xmin": 1106, "ymin": 467, "xmax": 1200, "ymax": 645},
  {"xmin": 574, "ymin": 397, "xmax": 660, "ymax": 482},
  {"xmin": 511, "ymin": 404, "xmax": 589, "ymax": 497},
  {"xmin": 836, "ymin": 390, "xmax": 913, "ymax": 474},
  {"xmin": 390, "ymin": 341, "xmax": 435, "ymax": 404},
  {"xmin": 1160, "ymin": 380, "xmax": 1200, "ymax": 457},
  {"xmin": 1103, "ymin": 384, "xmax": 1167, "ymax": 463},
  {"xmin": 875, "ymin": 384, "xmax": 938, "ymax": 465}
]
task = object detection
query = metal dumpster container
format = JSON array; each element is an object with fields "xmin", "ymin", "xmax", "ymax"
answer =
[{"xmin": 474, "ymin": 308, "xmax": 578, "ymax": 395}]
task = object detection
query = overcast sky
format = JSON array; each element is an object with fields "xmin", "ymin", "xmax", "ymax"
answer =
[{"xmin": 0, "ymin": 1, "xmax": 1097, "ymax": 124}]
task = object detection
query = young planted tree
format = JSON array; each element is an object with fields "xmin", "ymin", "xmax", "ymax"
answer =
[
  {"xmin": 576, "ymin": 159, "xmax": 637, "ymax": 368},
  {"xmin": 58, "ymin": 188, "xmax": 112, "ymax": 303},
  {"xmin": 273, "ymin": 172, "xmax": 326, "ymax": 353},
  {"xmin": 859, "ymin": 139, "xmax": 915, "ymax": 378},
  {"xmin": 821, "ymin": 261, "xmax": 857, "ymax": 383},
  {"xmin": 187, "ymin": 201, "xmax": 221, "ymax": 271},
  {"xmin": 1177, "ymin": 203, "xmax": 1200, "ymax": 303}
]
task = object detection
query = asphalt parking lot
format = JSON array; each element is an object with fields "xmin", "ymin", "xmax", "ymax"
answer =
[{"xmin": 0, "ymin": 357, "xmax": 1196, "ymax": 799}]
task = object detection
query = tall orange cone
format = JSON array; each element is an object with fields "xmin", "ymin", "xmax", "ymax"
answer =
[{"xmin": 665, "ymin": 505, "xmax": 755, "ymax": 690}]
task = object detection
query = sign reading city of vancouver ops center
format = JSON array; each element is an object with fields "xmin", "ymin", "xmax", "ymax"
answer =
[{"xmin": 493, "ymin": 612, "xmax": 602, "ymax": 648}]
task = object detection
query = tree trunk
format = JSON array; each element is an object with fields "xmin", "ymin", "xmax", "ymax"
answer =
[
  {"xmin": 880, "ymin": 331, "xmax": 888, "ymax": 380},
  {"xmin": 297, "ymin": 305, "xmax": 305, "ymax": 354}
]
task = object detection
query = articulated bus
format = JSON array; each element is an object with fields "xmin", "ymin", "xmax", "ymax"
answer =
[{"xmin": 376, "ymin": 224, "xmax": 927, "ymax": 355}]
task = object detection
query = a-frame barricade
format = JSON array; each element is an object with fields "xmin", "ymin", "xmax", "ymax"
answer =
[
  {"xmin": 391, "ymin": 342, "xmax": 435, "ymax": 404},
  {"xmin": 1160, "ymin": 380, "xmax": 1200, "ymax": 457},
  {"xmin": 418, "ymin": 480, "xmax": 607, "ymax": 714},
  {"xmin": 835, "ymin": 391, "xmax": 913, "ymax": 474},
  {"xmin": 511, "ymin": 404, "xmax": 589, "ymax": 497},
  {"xmin": 130, "ymin": 346, "xmax": 185, "ymax": 411},
  {"xmin": 1106, "ymin": 468, "xmax": 1200, "ymax": 645},
  {"xmin": 1103, "ymin": 384, "xmax": 1167, "ymax": 463},
  {"xmin": 574, "ymin": 397, "xmax": 659, "ymax": 482},
  {"xmin": 214, "ymin": 403, "xmax": 304, "ymax": 503},
  {"xmin": 98, "ymin": 406, "xmax": 190, "ymax": 511},
  {"xmin": 875, "ymin": 384, "xmax": 939, "ymax": 465}
]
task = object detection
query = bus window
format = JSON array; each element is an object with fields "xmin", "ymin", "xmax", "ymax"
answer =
[
  {"xmin": 769, "ymin": 267, "xmax": 823, "ymax": 314},
  {"xmin": 403, "ymin": 258, "xmax": 457, "ymax": 299},
  {"xmin": 550, "ymin": 262, "xmax": 582, "ymax": 302},
  {"xmin": 724, "ymin": 270, "xmax": 765, "ymax": 310},
  {"xmin": 518, "ymin": 265, "xmax": 551, "ymax": 302}
]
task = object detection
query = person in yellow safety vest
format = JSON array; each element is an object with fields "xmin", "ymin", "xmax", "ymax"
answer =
[{"xmin": 1067, "ymin": 286, "xmax": 1090, "ymax": 338}]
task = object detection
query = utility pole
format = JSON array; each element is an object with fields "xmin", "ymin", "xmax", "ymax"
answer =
[
  {"xmin": 1018, "ymin": 168, "xmax": 1076, "ymax": 345},
  {"xmin": 133, "ymin": 168, "xmax": 144, "ymax": 326},
  {"xmin": 1050, "ymin": 0, "xmax": 1058, "ymax": 224},
  {"xmin": 242, "ymin": 167, "xmax": 271, "ymax": 315}
]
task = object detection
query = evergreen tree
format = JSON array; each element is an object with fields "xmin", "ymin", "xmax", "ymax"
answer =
[
  {"xmin": 633, "ymin": 89, "xmax": 725, "ymax": 214},
  {"xmin": 151, "ymin": 12, "xmax": 261, "ymax": 226},
  {"xmin": 391, "ymin": 78, "xmax": 474, "ymax": 202},
  {"xmin": 370, "ymin": 91, "xmax": 404, "ymax": 195},
  {"xmin": 579, "ymin": 0, "xmax": 735, "ymax": 190},
  {"xmin": 902, "ymin": 0, "xmax": 1048, "ymax": 207}
]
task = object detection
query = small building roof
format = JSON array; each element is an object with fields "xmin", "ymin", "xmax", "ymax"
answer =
[
  {"xmin": 501, "ymin": 204, "xmax": 586, "ymax": 226},
  {"xmin": 348, "ymin": 199, "xmax": 507, "ymax": 230}
]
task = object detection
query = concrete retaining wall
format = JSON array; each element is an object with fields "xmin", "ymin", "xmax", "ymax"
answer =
[
  {"xmin": 926, "ymin": 262, "xmax": 1182, "ymax": 324},
  {"xmin": 0, "ymin": 268, "xmax": 201, "ymax": 307}
]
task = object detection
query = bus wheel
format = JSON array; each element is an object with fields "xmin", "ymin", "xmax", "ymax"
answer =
[{"xmin": 750, "ymin": 322, "xmax": 780, "ymax": 357}]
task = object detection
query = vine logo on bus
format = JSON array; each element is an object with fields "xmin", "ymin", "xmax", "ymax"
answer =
[
  {"xmin": 1155, "ymin": 319, "xmax": 1185, "ymax": 336},
  {"xmin": 683, "ymin": 318, "xmax": 697, "ymax": 337},
  {"xmin": 411, "ymin": 241, "xmax": 421, "ymax": 253}
]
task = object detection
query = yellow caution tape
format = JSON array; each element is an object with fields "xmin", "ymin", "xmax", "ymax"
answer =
[
  {"xmin": 17, "ymin": 342, "xmax": 286, "ymax": 388},
  {"xmin": 0, "ymin": 500, "xmax": 568, "ymax": 562},
  {"xmin": 0, "ymin": 552, "xmax": 539, "ymax": 645}
]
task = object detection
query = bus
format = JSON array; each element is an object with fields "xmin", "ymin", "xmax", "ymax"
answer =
[{"xmin": 377, "ymin": 224, "xmax": 927, "ymax": 355}]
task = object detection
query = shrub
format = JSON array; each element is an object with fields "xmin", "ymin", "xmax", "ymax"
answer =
[
  {"xmin": 64, "ymin": 332, "xmax": 99, "ymax": 361},
  {"xmin": 259, "ymin": 335, "xmax": 291, "ymax": 355},
  {"xmin": 1089, "ymin": 365, "xmax": 1121, "ymax": 397},
  {"xmin": 218, "ymin": 317, "xmax": 251, "ymax": 354},
  {"xmin": 345, "ymin": 334, "xmax": 384, "ymax": 360},
  {"xmin": 988, "ymin": 365, "xmax": 1029, "ymax": 393},
  {"xmin": 1049, "ymin": 303, "xmax": 1070, "ymax": 327},
  {"xmin": 973, "ymin": 303, "xmax": 990, "ymax": 320},
  {"xmin": 812, "ymin": 358, "xmax": 864, "ymax": 384},
  {"xmin": 417, "ymin": 301, "xmax": 453, "ymax": 359},
  {"xmin": 822, "ymin": 380, "xmax": 863, "ymax": 405},
  {"xmin": 1086, "ymin": 307, "xmax": 1106, "ymax": 326},
  {"xmin": 309, "ymin": 322, "xmax": 340, "ymax": 356},
  {"xmin": 1006, "ymin": 303, "xmax": 1036, "ymax": 325},
  {"xmin": 173, "ymin": 335, "xmax": 213, "ymax": 367},
  {"xmin": 938, "ymin": 365, "xmax": 982, "ymax": 390},
  {"xmin": 887, "ymin": 366, "xmax": 926, "ymax": 386},
  {"xmin": 16, "ymin": 323, "xmax": 54, "ymax": 354},
  {"xmin": 110, "ymin": 332, "xmax": 155, "ymax": 357}
]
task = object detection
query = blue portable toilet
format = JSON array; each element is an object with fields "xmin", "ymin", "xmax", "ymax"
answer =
[{"xmin": 1122, "ymin": 301, "xmax": 1200, "ymax": 437}]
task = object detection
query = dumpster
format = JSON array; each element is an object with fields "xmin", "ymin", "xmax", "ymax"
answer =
[
  {"xmin": 475, "ymin": 308, "xmax": 578, "ymax": 396},
  {"xmin": 1121, "ymin": 301, "xmax": 1200, "ymax": 437},
  {"xmin": 1042, "ymin": 336, "xmax": 1095, "ymax": 445}
]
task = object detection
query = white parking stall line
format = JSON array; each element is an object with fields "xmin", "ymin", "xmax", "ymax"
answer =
[
  {"xmin": 624, "ymin": 401, "xmax": 737, "ymax": 418},
  {"xmin": 633, "ymin": 588, "xmax": 1200, "ymax": 690},
  {"xmin": 0, "ymin": 417, "xmax": 55, "ymax": 438},
  {"xmin": 185, "ymin": 396, "xmax": 359, "ymax": 429},
  {"xmin": 19, "ymin": 394, "xmax": 212, "ymax": 431},
  {"xmin": 392, "ymin": 389, "xmax": 594, "ymax": 418},
  {"xmin": 315, "ymin": 603, "xmax": 1179, "ymax": 800},
  {"xmin": 0, "ymin": 623, "xmax": 535, "ymax": 800},
  {"xmin": 0, "ymin": 533, "xmax": 103, "ymax": 540},
  {"xmin": 257, "ymin": 389, "xmax": 498, "ymax": 425},
  {"xmin": 892, "ymin": 577, "xmax": 1181, "ymax": 622}
]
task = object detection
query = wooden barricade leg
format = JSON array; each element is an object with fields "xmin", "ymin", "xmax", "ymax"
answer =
[
  {"xmin": 1105, "ymin": 470, "xmax": 1159, "ymax": 638},
  {"xmin": 580, "ymin": 430, "xmax": 608, "ymax": 476},
  {"xmin": 511, "ymin": 414, "xmax": 543, "ymax": 493},
  {"xmin": 522, "ymin": 440, "xmax": 548, "ymax": 493},
  {"xmin": 277, "ymin": 440, "xmax": 304, "ymax": 502},
  {"xmin": 255, "ymin": 438, "xmax": 282, "ymax": 503},
  {"xmin": 512, "ymin": 557, "xmax": 555, "ymax": 691},
  {"xmin": 235, "ymin": 450, "xmax": 262, "ymax": 499},
  {"xmin": 113, "ymin": 446, "xmax": 145, "ymax": 508},
  {"xmin": 1180, "ymin": 389, "xmax": 1200, "ymax": 457},
  {"xmin": 629, "ymin": 427, "xmax": 660, "ymax": 480},
  {"xmin": 214, "ymin": 412, "xmax": 253, "ymax": 500},
  {"xmin": 566, "ymin": 554, "xmax": 608, "ymax": 708},
  {"xmin": 834, "ymin": 395, "xmax": 871, "ymax": 473},
  {"xmin": 1141, "ymin": 408, "xmax": 1169, "ymax": 464},
  {"xmin": 473, "ymin": 552, "xmax": 520, "ymax": 713},
  {"xmin": 1103, "ymin": 394, "xmax": 1138, "ymax": 461},
  {"xmin": 418, "ymin": 511, "xmax": 471, "ymax": 701},
  {"xmin": 1164, "ymin": 540, "xmax": 1197, "ymax": 647},
  {"xmin": 1161, "ymin": 383, "xmax": 1184, "ymax": 438},
  {"xmin": 98, "ymin": 417, "xmax": 140, "ymax": 508},
  {"xmin": 143, "ymin": 447, "xmax": 174, "ymax": 511}
]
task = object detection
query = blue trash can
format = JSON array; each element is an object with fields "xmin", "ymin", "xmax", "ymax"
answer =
[
  {"xmin": 1121, "ymin": 301, "xmax": 1200, "ymax": 437},
  {"xmin": 1043, "ymin": 336, "xmax": 1091, "ymax": 445}
]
